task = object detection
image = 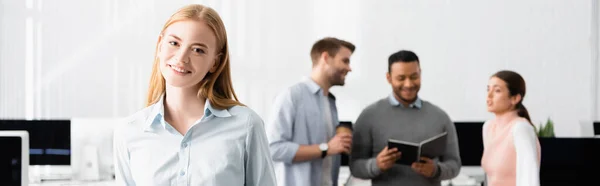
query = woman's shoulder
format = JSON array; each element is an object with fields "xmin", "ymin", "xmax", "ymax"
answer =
[
  {"xmin": 510, "ymin": 118, "xmax": 537, "ymax": 140},
  {"xmin": 114, "ymin": 106, "xmax": 155, "ymax": 135},
  {"xmin": 511, "ymin": 118, "xmax": 535, "ymax": 132},
  {"xmin": 227, "ymin": 105, "xmax": 264, "ymax": 126},
  {"xmin": 482, "ymin": 120, "xmax": 492, "ymax": 136},
  {"xmin": 483, "ymin": 119, "xmax": 493, "ymax": 130}
]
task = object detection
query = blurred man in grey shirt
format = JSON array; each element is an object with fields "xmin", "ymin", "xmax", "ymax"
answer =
[{"xmin": 349, "ymin": 50, "xmax": 461, "ymax": 186}]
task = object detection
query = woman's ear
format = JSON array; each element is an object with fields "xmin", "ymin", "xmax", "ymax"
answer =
[
  {"xmin": 157, "ymin": 34, "xmax": 164, "ymax": 52},
  {"xmin": 511, "ymin": 94, "xmax": 522, "ymax": 105},
  {"xmin": 209, "ymin": 53, "xmax": 222, "ymax": 73}
]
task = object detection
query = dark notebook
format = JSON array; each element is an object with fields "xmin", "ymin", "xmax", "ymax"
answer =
[{"xmin": 387, "ymin": 132, "xmax": 447, "ymax": 165}]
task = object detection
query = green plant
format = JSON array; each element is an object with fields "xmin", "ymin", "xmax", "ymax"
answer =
[{"xmin": 534, "ymin": 118, "xmax": 555, "ymax": 137}]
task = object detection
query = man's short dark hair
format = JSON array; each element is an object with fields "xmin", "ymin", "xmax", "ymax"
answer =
[
  {"xmin": 310, "ymin": 37, "xmax": 355, "ymax": 65},
  {"xmin": 388, "ymin": 50, "xmax": 420, "ymax": 72}
]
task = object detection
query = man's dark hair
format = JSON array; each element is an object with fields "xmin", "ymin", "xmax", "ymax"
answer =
[{"xmin": 388, "ymin": 50, "xmax": 420, "ymax": 72}]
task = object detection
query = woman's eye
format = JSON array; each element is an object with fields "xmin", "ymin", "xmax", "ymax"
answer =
[
  {"xmin": 168, "ymin": 41, "xmax": 179, "ymax": 46},
  {"xmin": 192, "ymin": 48, "xmax": 205, "ymax": 54}
]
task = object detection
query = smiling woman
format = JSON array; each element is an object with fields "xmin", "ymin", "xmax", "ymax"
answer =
[{"xmin": 112, "ymin": 4, "xmax": 276, "ymax": 186}]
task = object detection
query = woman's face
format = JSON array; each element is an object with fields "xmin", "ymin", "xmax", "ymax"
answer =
[
  {"xmin": 487, "ymin": 77, "xmax": 520, "ymax": 114},
  {"xmin": 158, "ymin": 19, "xmax": 219, "ymax": 89}
]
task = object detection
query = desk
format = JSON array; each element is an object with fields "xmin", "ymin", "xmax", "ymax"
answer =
[
  {"xmin": 30, "ymin": 167, "xmax": 485, "ymax": 186},
  {"xmin": 30, "ymin": 180, "xmax": 115, "ymax": 186}
]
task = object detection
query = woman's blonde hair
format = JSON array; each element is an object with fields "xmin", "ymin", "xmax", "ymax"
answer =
[{"xmin": 146, "ymin": 4, "xmax": 242, "ymax": 110}]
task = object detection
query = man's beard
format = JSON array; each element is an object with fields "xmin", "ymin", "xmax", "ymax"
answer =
[{"xmin": 328, "ymin": 69, "xmax": 346, "ymax": 86}]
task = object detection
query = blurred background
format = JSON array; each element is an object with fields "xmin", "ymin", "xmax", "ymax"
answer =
[
  {"xmin": 1, "ymin": 0, "xmax": 598, "ymax": 185},
  {"xmin": 1, "ymin": 0, "xmax": 598, "ymax": 136}
]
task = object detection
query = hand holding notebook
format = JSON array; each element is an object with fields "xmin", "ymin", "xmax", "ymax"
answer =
[
  {"xmin": 375, "ymin": 146, "xmax": 402, "ymax": 171},
  {"xmin": 387, "ymin": 132, "xmax": 448, "ymax": 166},
  {"xmin": 411, "ymin": 157, "xmax": 436, "ymax": 177}
]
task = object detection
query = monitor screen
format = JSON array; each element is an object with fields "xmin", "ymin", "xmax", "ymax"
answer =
[
  {"xmin": 539, "ymin": 138, "xmax": 600, "ymax": 185},
  {"xmin": 0, "ymin": 136, "xmax": 22, "ymax": 186},
  {"xmin": 453, "ymin": 121, "xmax": 484, "ymax": 166},
  {"xmin": 0, "ymin": 120, "xmax": 70, "ymax": 165},
  {"xmin": 594, "ymin": 122, "xmax": 600, "ymax": 135}
]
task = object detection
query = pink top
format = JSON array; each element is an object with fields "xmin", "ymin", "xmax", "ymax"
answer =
[{"xmin": 481, "ymin": 119, "xmax": 541, "ymax": 186}]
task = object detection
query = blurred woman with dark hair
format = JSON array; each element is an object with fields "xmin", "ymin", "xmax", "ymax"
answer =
[{"xmin": 481, "ymin": 70, "xmax": 541, "ymax": 186}]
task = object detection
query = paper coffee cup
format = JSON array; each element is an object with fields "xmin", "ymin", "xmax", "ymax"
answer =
[{"xmin": 336, "ymin": 122, "xmax": 353, "ymax": 134}]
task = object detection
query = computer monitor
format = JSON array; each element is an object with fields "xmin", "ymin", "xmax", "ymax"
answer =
[
  {"xmin": 453, "ymin": 121, "xmax": 484, "ymax": 166},
  {"xmin": 70, "ymin": 117, "xmax": 119, "ymax": 181},
  {"xmin": 0, "ymin": 120, "xmax": 70, "ymax": 165},
  {"xmin": 539, "ymin": 138, "xmax": 599, "ymax": 185},
  {"xmin": 0, "ymin": 131, "xmax": 29, "ymax": 186}
]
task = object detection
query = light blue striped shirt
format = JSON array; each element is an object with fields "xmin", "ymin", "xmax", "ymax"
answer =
[
  {"xmin": 388, "ymin": 93, "xmax": 422, "ymax": 109},
  {"xmin": 266, "ymin": 77, "xmax": 341, "ymax": 186},
  {"xmin": 113, "ymin": 95, "xmax": 276, "ymax": 186}
]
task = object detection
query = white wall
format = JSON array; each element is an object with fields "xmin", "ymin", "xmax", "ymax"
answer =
[
  {"xmin": 594, "ymin": 0, "xmax": 600, "ymax": 123},
  {"xmin": 0, "ymin": 0, "xmax": 597, "ymax": 137}
]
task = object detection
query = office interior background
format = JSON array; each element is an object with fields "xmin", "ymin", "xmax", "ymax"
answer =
[{"xmin": 0, "ymin": 0, "xmax": 599, "ymax": 185}]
